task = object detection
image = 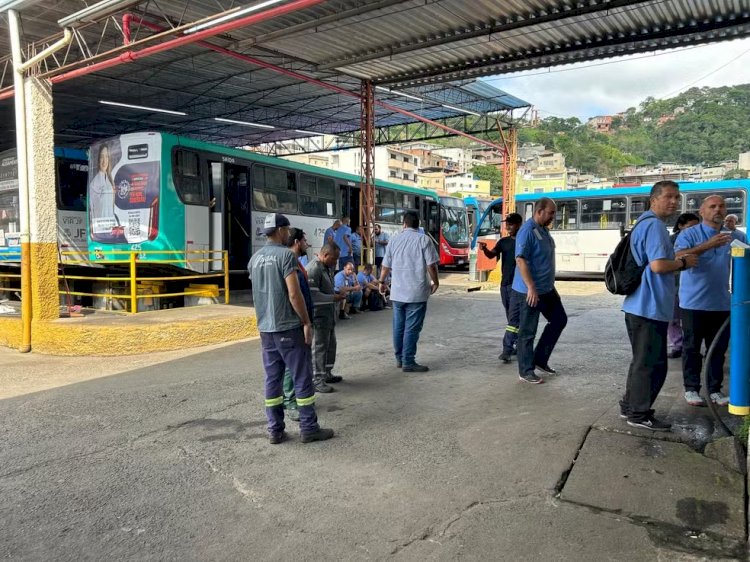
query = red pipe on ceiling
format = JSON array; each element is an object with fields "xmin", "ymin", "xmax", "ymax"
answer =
[
  {"xmin": 127, "ymin": 16, "xmax": 504, "ymax": 151},
  {"xmin": 46, "ymin": 0, "xmax": 324, "ymax": 84}
]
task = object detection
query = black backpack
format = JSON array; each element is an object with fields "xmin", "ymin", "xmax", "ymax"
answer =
[{"xmin": 604, "ymin": 217, "xmax": 657, "ymax": 295}]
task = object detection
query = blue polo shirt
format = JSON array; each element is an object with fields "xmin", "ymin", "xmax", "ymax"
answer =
[
  {"xmin": 512, "ymin": 218, "xmax": 555, "ymax": 294},
  {"xmin": 622, "ymin": 211, "xmax": 674, "ymax": 322},
  {"xmin": 675, "ymin": 223, "xmax": 731, "ymax": 311},
  {"xmin": 334, "ymin": 224, "xmax": 352, "ymax": 256},
  {"xmin": 357, "ymin": 271, "xmax": 374, "ymax": 286},
  {"xmin": 334, "ymin": 270, "xmax": 357, "ymax": 292}
]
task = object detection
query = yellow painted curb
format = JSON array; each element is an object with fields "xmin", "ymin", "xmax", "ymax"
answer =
[
  {"xmin": 0, "ymin": 310, "xmax": 258, "ymax": 356},
  {"xmin": 728, "ymin": 404, "xmax": 750, "ymax": 416}
]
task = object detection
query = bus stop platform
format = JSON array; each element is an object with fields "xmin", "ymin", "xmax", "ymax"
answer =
[{"xmin": 0, "ymin": 303, "xmax": 257, "ymax": 356}]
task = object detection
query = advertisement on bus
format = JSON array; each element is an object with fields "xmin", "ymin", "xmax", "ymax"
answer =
[{"xmin": 88, "ymin": 134, "xmax": 161, "ymax": 245}]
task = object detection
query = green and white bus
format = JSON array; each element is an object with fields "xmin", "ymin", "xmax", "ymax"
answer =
[{"xmin": 87, "ymin": 132, "xmax": 470, "ymax": 272}]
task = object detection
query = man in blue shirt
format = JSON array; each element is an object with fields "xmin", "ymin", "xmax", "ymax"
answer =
[
  {"xmin": 357, "ymin": 263, "xmax": 382, "ymax": 310},
  {"xmin": 323, "ymin": 219, "xmax": 340, "ymax": 248},
  {"xmin": 334, "ymin": 216, "xmax": 353, "ymax": 271},
  {"xmin": 722, "ymin": 214, "xmax": 748, "ymax": 244},
  {"xmin": 334, "ymin": 261, "xmax": 362, "ymax": 319},
  {"xmin": 512, "ymin": 198, "xmax": 567, "ymax": 384},
  {"xmin": 620, "ymin": 181, "xmax": 698, "ymax": 431},
  {"xmin": 350, "ymin": 226, "xmax": 362, "ymax": 271},
  {"xmin": 372, "ymin": 223, "xmax": 389, "ymax": 275},
  {"xmin": 675, "ymin": 195, "xmax": 732, "ymax": 407}
]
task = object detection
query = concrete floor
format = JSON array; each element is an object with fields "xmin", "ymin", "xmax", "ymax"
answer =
[{"xmin": 0, "ymin": 282, "xmax": 745, "ymax": 560}]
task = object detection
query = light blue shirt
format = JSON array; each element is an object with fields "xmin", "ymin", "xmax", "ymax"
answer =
[
  {"xmin": 383, "ymin": 228, "xmax": 439, "ymax": 303},
  {"xmin": 374, "ymin": 232, "xmax": 389, "ymax": 258},
  {"xmin": 334, "ymin": 224, "xmax": 352, "ymax": 256},
  {"xmin": 323, "ymin": 227, "xmax": 336, "ymax": 247},
  {"xmin": 357, "ymin": 271, "xmax": 375, "ymax": 286},
  {"xmin": 622, "ymin": 211, "xmax": 675, "ymax": 322},
  {"xmin": 334, "ymin": 270, "xmax": 358, "ymax": 292},
  {"xmin": 351, "ymin": 232, "xmax": 362, "ymax": 255},
  {"xmin": 676, "ymin": 223, "xmax": 731, "ymax": 311},
  {"xmin": 512, "ymin": 218, "xmax": 555, "ymax": 294},
  {"xmin": 726, "ymin": 229, "xmax": 748, "ymax": 244}
]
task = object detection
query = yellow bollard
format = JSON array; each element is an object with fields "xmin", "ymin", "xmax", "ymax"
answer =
[
  {"xmin": 129, "ymin": 252, "xmax": 137, "ymax": 313},
  {"xmin": 224, "ymin": 250, "xmax": 230, "ymax": 304}
]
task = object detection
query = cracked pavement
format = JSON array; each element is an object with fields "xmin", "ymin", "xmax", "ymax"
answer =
[{"xmin": 0, "ymin": 282, "xmax": 744, "ymax": 560}]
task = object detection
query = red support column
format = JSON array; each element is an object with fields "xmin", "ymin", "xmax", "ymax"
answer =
[{"xmin": 360, "ymin": 80, "xmax": 375, "ymax": 266}]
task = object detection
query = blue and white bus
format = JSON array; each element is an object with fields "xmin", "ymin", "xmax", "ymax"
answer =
[{"xmin": 472, "ymin": 180, "xmax": 749, "ymax": 277}]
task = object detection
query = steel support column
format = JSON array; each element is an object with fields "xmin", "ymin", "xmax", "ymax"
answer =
[
  {"xmin": 360, "ymin": 80, "xmax": 375, "ymax": 266},
  {"xmin": 497, "ymin": 123, "xmax": 517, "ymax": 232}
]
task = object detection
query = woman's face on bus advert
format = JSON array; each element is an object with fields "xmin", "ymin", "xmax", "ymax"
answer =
[{"xmin": 98, "ymin": 146, "xmax": 110, "ymax": 173}]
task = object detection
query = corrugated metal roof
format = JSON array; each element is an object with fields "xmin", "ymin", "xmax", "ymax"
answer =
[{"xmin": 1, "ymin": 0, "xmax": 748, "ymax": 150}]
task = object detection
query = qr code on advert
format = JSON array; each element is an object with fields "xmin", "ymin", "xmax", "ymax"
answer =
[{"xmin": 129, "ymin": 216, "xmax": 141, "ymax": 237}]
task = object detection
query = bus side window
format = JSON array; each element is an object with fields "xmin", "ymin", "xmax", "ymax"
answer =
[
  {"xmin": 581, "ymin": 197, "xmax": 626, "ymax": 229},
  {"xmin": 252, "ymin": 165, "xmax": 298, "ymax": 214},
  {"xmin": 299, "ymin": 174, "xmax": 335, "ymax": 217},
  {"xmin": 375, "ymin": 188, "xmax": 396, "ymax": 223},
  {"xmin": 628, "ymin": 196, "xmax": 649, "ymax": 225},
  {"xmin": 554, "ymin": 200, "xmax": 578, "ymax": 230},
  {"xmin": 173, "ymin": 149, "xmax": 207, "ymax": 205}
]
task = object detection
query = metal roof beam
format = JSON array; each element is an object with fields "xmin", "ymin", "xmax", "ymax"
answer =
[
  {"xmin": 234, "ymin": 0, "xmax": 409, "ymax": 48},
  {"xmin": 377, "ymin": 13, "xmax": 750, "ymax": 87},
  {"xmin": 316, "ymin": 0, "xmax": 656, "ymax": 70}
]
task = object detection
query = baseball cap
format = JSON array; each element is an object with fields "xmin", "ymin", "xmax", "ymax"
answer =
[{"xmin": 263, "ymin": 213, "xmax": 291, "ymax": 235}]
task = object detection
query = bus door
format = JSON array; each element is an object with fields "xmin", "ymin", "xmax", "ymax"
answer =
[
  {"xmin": 208, "ymin": 161, "xmax": 223, "ymax": 271},
  {"xmin": 225, "ymin": 164, "xmax": 252, "ymax": 271},
  {"xmin": 349, "ymin": 185, "xmax": 361, "ymax": 230},
  {"xmin": 424, "ymin": 198, "xmax": 439, "ymax": 245}
]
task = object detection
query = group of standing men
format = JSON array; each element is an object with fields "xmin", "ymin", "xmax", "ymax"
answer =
[
  {"xmin": 249, "ymin": 210, "xmax": 440, "ymax": 443},
  {"xmin": 620, "ymin": 181, "xmax": 736, "ymax": 431}
]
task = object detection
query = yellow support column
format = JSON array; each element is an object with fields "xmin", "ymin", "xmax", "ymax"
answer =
[
  {"xmin": 25, "ymin": 78, "xmax": 60, "ymax": 326},
  {"xmin": 224, "ymin": 251, "xmax": 230, "ymax": 304}
]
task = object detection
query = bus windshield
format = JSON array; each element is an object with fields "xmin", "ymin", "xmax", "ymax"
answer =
[
  {"xmin": 440, "ymin": 205, "xmax": 468, "ymax": 246},
  {"xmin": 477, "ymin": 204, "xmax": 503, "ymax": 237}
]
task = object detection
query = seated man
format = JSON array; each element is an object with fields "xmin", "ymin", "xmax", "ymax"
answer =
[
  {"xmin": 357, "ymin": 263, "xmax": 383, "ymax": 310},
  {"xmin": 333, "ymin": 261, "xmax": 362, "ymax": 319}
]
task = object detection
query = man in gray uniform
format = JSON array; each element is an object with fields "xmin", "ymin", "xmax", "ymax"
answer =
[
  {"xmin": 248, "ymin": 213, "xmax": 333, "ymax": 444},
  {"xmin": 306, "ymin": 244, "xmax": 346, "ymax": 393}
]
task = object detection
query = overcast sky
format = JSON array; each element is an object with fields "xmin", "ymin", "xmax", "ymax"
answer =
[{"xmin": 483, "ymin": 37, "xmax": 750, "ymax": 121}]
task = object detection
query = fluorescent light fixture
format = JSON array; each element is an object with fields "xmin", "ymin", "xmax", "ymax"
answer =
[
  {"xmin": 294, "ymin": 129, "xmax": 323, "ymax": 135},
  {"xmin": 375, "ymin": 86, "xmax": 424, "ymax": 102},
  {"xmin": 58, "ymin": 0, "xmax": 140, "ymax": 27},
  {"xmin": 214, "ymin": 117, "xmax": 275, "ymax": 129},
  {"xmin": 442, "ymin": 104, "xmax": 481, "ymax": 117},
  {"xmin": 185, "ymin": 0, "xmax": 286, "ymax": 34},
  {"xmin": 99, "ymin": 100, "xmax": 187, "ymax": 116}
]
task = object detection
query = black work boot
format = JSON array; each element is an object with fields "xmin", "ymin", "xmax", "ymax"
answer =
[{"xmin": 301, "ymin": 428, "xmax": 335, "ymax": 443}]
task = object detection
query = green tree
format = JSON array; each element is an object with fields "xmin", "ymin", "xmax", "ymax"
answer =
[
  {"xmin": 472, "ymin": 164, "xmax": 503, "ymax": 196},
  {"xmin": 725, "ymin": 169, "xmax": 749, "ymax": 179}
]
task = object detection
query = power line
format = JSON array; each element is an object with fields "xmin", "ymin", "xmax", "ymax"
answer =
[{"xmin": 661, "ymin": 46, "xmax": 750, "ymax": 98}]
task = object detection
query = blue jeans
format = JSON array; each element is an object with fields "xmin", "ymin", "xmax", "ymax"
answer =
[
  {"xmin": 392, "ymin": 301, "xmax": 428, "ymax": 367},
  {"xmin": 346, "ymin": 290, "xmax": 363, "ymax": 310},
  {"xmin": 513, "ymin": 289, "xmax": 567, "ymax": 377}
]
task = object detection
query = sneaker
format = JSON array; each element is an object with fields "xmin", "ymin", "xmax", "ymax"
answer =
[
  {"xmin": 499, "ymin": 353, "xmax": 511, "ymax": 364},
  {"xmin": 684, "ymin": 390, "xmax": 706, "ymax": 407},
  {"xmin": 668, "ymin": 349, "xmax": 682, "ymax": 359},
  {"xmin": 338, "ymin": 312, "xmax": 351, "ymax": 320},
  {"xmin": 301, "ymin": 428, "xmax": 335, "ymax": 443},
  {"xmin": 535, "ymin": 364, "xmax": 557, "ymax": 375},
  {"xmin": 285, "ymin": 408, "xmax": 300, "ymax": 422},
  {"xmin": 709, "ymin": 392, "xmax": 729, "ymax": 406},
  {"xmin": 269, "ymin": 431, "xmax": 287, "ymax": 444},
  {"xmin": 314, "ymin": 380, "xmax": 335, "ymax": 393},
  {"xmin": 402, "ymin": 363, "xmax": 429, "ymax": 372},
  {"xmin": 519, "ymin": 373, "xmax": 544, "ymax": 384},
  {"xmin": 626, "ymin": 417, "xmax": 671, "ymax": 431},
  {"xmin": 324, "ymin": 374, "xmax": 343, "ymax": 384}
]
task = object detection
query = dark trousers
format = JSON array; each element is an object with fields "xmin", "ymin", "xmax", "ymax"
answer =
[
  {"xmin": 375, "ymin": 256, "xmax": 384, "ymax": 276},
  {"xmin": 681, "ymin": 309, "xmax": 730, "ymax": 393},
  {"xmin": 260, "ymin": 327, "xmax": 319, "ymax": 434},
  {"xmin": 514, "ymin": 289, "xmax": 567, "ymax": 376},
  {"xmin": 620, "ymin": 313, "xmax": 668, "ymax": 422},
  {"xmin": 501, "ymin": 284, "xmax": 519, "ymax": 355},
  {"xmin": 312, "ymin": 317, "xmax": 337, "ymax": 381}
]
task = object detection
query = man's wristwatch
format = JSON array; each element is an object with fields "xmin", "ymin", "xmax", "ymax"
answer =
[{"xmin": 678, "ymin": 256, "xmax": 687, "ymax": 271}]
